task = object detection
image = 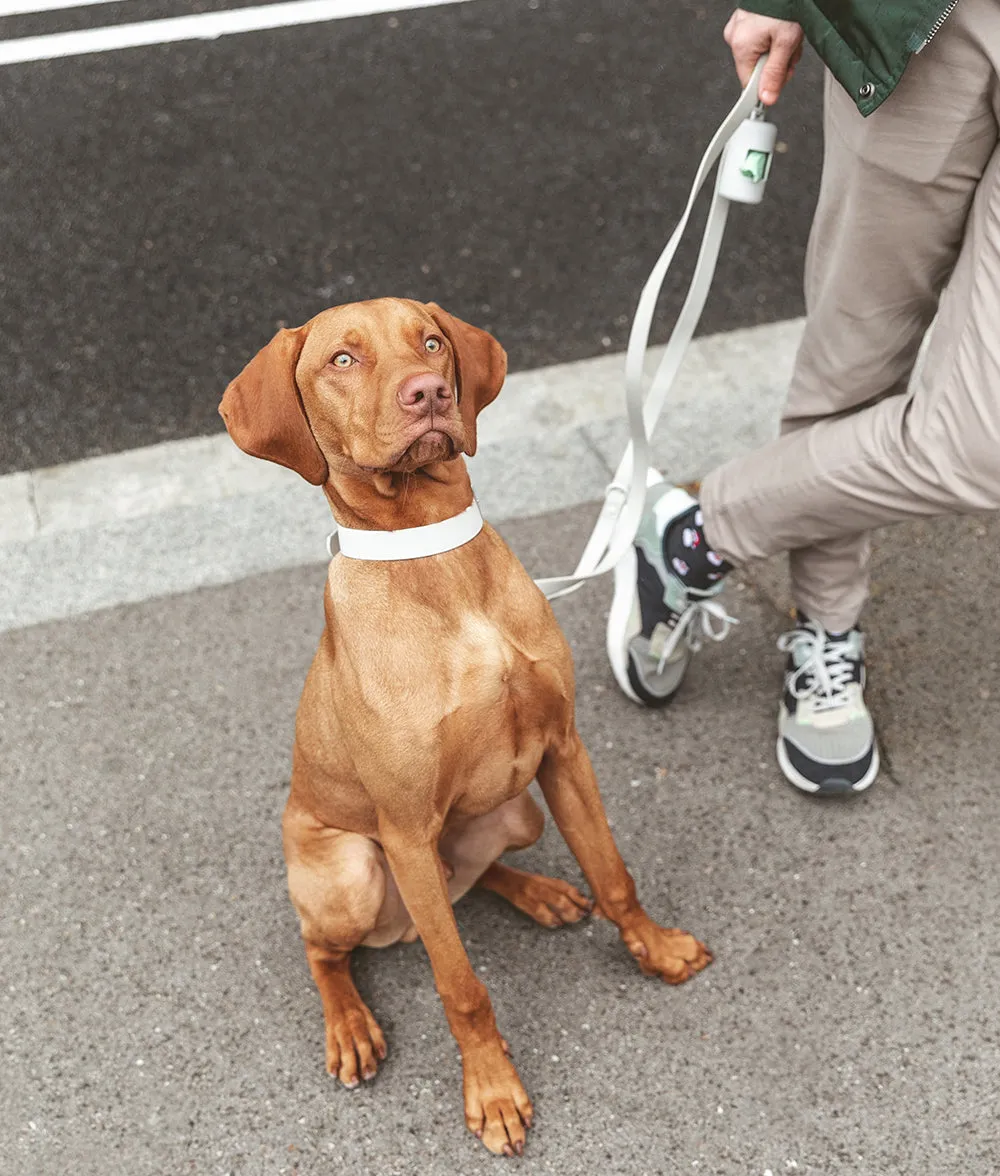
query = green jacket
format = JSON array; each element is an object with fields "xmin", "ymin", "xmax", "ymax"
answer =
[{"xmin": 745, "ymin": 0, "xmax": 959, "ymax": 115}]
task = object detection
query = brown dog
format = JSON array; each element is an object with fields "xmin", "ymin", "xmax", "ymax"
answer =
[{"xmin": 220, "ymin": 298, "xmax": 710, "ymax": 1156}]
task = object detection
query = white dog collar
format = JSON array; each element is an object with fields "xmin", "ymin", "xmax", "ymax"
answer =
[{"xmin": 326, "ymin": 501, "xmax": 484, "ymax": 562}]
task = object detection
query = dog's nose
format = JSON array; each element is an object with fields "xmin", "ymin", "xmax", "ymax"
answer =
[{"xmin": 397, "ymin": 373, "xmax": 452, "ymax": 414}]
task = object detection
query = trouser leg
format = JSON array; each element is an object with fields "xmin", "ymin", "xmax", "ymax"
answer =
[{"xmin": 700, "ymin": 1, "xmax": 1000, "ymax": 630}]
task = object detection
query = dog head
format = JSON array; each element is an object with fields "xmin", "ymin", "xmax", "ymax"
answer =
[{"xmin": 219, "ymin": 298, "xmax": 507, "ymax": 483}]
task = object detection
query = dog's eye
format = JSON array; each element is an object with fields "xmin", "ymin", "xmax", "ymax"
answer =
[
  {"xmin": 331, "ymin": 352, "xmax": 354, "ymax": 368},
  {"xmin": 424, "ymin": 337, "xmax": 443, "ymax": 354}
]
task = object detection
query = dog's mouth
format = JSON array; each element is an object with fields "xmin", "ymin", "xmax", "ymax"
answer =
[
  {"xmin": 398, "ymin": 428, "xmax": 457, "ymax": 468},
  {"xmin": 355, "ymin": 421, "xmax": 462, "ymax": 474}
]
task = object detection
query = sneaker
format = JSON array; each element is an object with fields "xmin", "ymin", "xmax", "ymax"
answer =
[
  {"xmin": 606, "ymin": 477, "xmax": 735, "ymax": 707},
  {"xmin": 776, "ymin": 615, "xmax": 880, "ymax": 795}
]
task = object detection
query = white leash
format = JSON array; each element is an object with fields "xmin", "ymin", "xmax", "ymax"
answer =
[{"xmin": 534, "ymin": 56, "xmax": 777, "ymax": 601}]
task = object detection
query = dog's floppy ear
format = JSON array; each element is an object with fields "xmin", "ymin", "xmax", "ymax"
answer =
[
  {"xmin": 219, "ymin": 325, "xmax": 328, "ymax": 485},
  {"xmin": 425, "ymin": 303, "xmax": 506, "ymax": 457}
]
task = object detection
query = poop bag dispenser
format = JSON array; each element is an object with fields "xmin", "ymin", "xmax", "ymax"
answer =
[{"xmin": 717, "ymin": 108, "xmax": 777, "ymax": 205}]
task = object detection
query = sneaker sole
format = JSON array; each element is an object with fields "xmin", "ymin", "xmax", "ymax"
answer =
[
  {"xmin": 776, "ymin": 735, "xmax": 880, "ymax": 796},
  {"xmin": 606, "ymin": 482, "xmax": 702, "ymax": 708},
  {"xmin": 606, "ymin": 545, "xmax": 687, "ymax": 709}
]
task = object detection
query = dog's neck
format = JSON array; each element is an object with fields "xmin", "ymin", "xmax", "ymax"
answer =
[{"xmin": 323, "ymin": 458, "xmax": 475, "ymax": 532}]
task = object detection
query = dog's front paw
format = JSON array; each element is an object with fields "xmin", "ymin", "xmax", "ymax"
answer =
[
  {"xmin": 325, "ymin": 1000, "xmax": 387, "ymax": 1088},
  {"xmin": 463, "ymin": 1045, "xmax": 533, "ymax": 1156},
  {"xmin": 621, "ymin": 917, "xmax": 712, "ymax": 985}
]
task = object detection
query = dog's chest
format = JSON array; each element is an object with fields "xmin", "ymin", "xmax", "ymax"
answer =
[
  {"xmin": 450, "ymin": 611, "xmax": 563, "ymax": 707},
  {"xmin": 430, "ymin": 616, "xmax": 568, "ymax": 814},
  {"xmin": 321, "ymin": 578, "xmax": 572, "ymax": 813}
]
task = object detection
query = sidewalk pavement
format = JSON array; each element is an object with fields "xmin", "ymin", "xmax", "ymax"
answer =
[{"xmin": 2, "ymin": 502, "xmax": 998, "ymax": 1176}]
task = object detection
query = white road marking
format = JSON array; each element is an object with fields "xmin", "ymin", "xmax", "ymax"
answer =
[
  {"xmin": 0, "ymin": 0, "xmax": 471, "ymax": 66},
  {"xmin": 0, "ymin": 0, "xmax": 126, "ymax": 16}
]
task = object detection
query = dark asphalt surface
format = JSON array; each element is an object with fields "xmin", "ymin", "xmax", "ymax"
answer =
[{"xmin": 0, "ymin": 0, "xmax": 824, "ymax": 474}]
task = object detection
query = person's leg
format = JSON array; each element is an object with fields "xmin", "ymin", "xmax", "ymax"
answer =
[
  {"xmin": 702, "ymin": 0, "xmax": 1000, "ymax": 628},
  {"xmin": 781, "ymin": 50, "xmax": 988, "ymax": 630},
  {"xmin": 608, "ymin": 0, "xmax": 1000, "ymax": 794},
  {"xmin": 690, "ymin": 0, "xmax": 1000, "ymax": 793},
  {"xmin": 701, "ymin": 140, "xmax": 1000, "ymax": 590}
]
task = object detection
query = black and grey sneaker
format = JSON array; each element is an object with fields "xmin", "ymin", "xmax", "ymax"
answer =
[
  {"xmin": 606, "ymin": 476, "xmax": 735, "ymax": 707},
  {"xmin": 776, "ymin": 615, "xmax": 880, "ymax": 795}
]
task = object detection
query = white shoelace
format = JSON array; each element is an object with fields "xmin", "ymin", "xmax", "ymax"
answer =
[
  {"xmin": 777, "ymin": 624, "xmax": 857, "ymax": 712},
  {"xmin": 651, "ymin": 599, "xmax": 738, "ymax": 674}
]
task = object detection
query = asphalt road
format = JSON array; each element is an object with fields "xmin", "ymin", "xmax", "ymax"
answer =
[{"xmin": 0, "ymin": 0, "xmax": 824, "ymax": 474}]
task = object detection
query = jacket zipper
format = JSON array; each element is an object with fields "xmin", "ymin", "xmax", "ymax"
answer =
[{"xmin": 915, "ymin": 0, "xmax": 961, "ymax": 52}]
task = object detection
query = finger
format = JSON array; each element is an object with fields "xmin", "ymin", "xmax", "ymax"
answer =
[
  {"xmin": 759, "ymin": 37, "xmax": 798, "ymax": 104},
  {"xmin": 722, "ymin": 11, "xmax": 739, "ymax": 47},
  {"xmin": 784, "ymin": 45, "xmax": 804, "ymax": 85},
  {"xmin": 732, "ymin": 45, "xmax": 761, "ymax": 88}
]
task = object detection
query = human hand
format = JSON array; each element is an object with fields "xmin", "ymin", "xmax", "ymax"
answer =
[{"xmin": 723, "ymin": 8, "xmax": 804, "ymax": 105}]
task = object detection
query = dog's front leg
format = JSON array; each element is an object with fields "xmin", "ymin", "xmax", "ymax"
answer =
[
  {"xmin": 379, "ymin": 820, "xmax": 533, "ymax": 1156},
  {"xmin": 537, "ymin": 729, "xmax": 712, "ymax": 984}
]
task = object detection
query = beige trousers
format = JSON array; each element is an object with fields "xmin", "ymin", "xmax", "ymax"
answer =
[{"xmin": 700, "ymin": 0, "xmax": 1000, "ymax": 632}]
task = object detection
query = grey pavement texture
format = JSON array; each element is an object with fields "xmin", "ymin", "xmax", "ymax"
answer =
[
  {"xmin": 2, "ymin": 503, "xmax": 999, "ymax": 1175},
  {"xmin": 0, "ymin": 0, "xmax": 824, "ymax": 473}
]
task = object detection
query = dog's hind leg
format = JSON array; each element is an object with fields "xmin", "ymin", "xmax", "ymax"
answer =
[
  {"xmin": 438, "ymin": 791, "xmax": 593, "ymax": 926},
  {"xmin": 476, "ymin": 862, "xmax": 593, "ymax": 928},
  {"xmin": 283, "ymin": 801, "xmax": 392, "ymax": 1088}
]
